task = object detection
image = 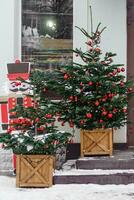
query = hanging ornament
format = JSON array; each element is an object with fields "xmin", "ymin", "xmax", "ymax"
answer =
[
  {"xmin": 64, "ymin": 73, "xmax": 69, "ymax": 80},
  {"xmin": 86, "ymin": 113, "xmax": 92, "ymax": 118},
  {"xmin": 95, "ymin": 101, "xmax": 99, "ymax": 106},
  {"xmin": 107, "ymin": 113, "xmax": 113, "ymax": 118},
  {"xmin": 79, "ymin": 120, "xmax": 84, "ymax": 125},
  {"xmin": 102, "ymin": 111, "xmax": 107, "ymax": 116},
  {"xmin": 123, "ymin": 107, "xmax": 127, "ymax": 113},
  {"xmin": 117, "ymin": 68, "xmax": 121, "ymax": 73},
  {"xmin": 69, "ymin": 96, "xmax": 74, "ymax": 101},
  {"xmin": 45, "ymin": 114, "xmax": 52, "ymax": 119},
  {"xmin": 99, "ymin": 119, "xmax": 103, "ymax": 123},
  {"xmin": 95, "ymin": 47, "xmax": 101, "ymax": 53},
  {"xmin": 69, "ymin": 121, "xmax": 74, "ymax": 128},
  {"xmin": 121, "ymin": 67, "xmax": 125, "ymax": 72},
  {"xmin": 88, "ymin": 81, "xmax": 93, "ymax": 86},
  {"xmin": 61, "ymin": 122, "xmax": 65, "ymax": 126}
]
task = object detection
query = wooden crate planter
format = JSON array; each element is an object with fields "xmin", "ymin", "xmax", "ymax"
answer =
[
  {"xmin": 16, "ymin": 155, "xmax": 54, "ymax": 188},
  {"xmin": 80, "ymin": 129, "xmax": 113, "ymax": 157}
]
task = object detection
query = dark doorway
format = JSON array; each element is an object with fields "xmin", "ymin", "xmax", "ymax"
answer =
[{"xmin": 127, "ymin": 0, "xmax": 134, "ymax": 146}]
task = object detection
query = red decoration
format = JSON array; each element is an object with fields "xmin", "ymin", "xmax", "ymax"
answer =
[
  {"xmin": 79, "ymin": 120, "xmax": 84, "ymax": 125},
  {"xmin": 107, "ymin": 113, "xmax": 113, "ymax": 118},
  {"xmin": 95, "ymin": 101, "xmax": 99, "ymax": 106},
  {"xmin": 64, "ymin": 74, "xmax": 69, "ymax": 80},
  {"xmin": 35, "ymin": 118, "xmax": 40, "ymax": 123},
  {"xmin": 88, "ymin": 81, "xmax": 93, "ymax": 86},
  {"xmin": 61, "ymin": 122, "xmax": 65, "ymax": 126},
  {"xmin": 69, "ymin": 121, "xmax": 74, "ymax": 128},
  {"xmin": 95, "ymin": 47, "xmax": 101, "ymax": 53},
  {"xmin": 123, "ymin": 108, "xmax": 127, "ymax": 113},
  {"xmin": 86, "ymin": 113, "xmax": 92, "ymax": 118},
  {"xmin": 45, "ymin": 114, "xmax": 52, "ymax": 119},
  {"xmin": 121, "ymin": 67, "xmax": 125, "ymax": 72},
  {"xmin": 117, "ymin": 68, "xmax": 121, "ymax": 73},
  {"xmin": 69, "ymin": 96, "xmax": 74, "ymax": 101},
  {"xmin": 102, "ymin": 111, "xmax": 107, "ymax": 116},
  {"xmin": 99, "ymin": 119, "xmax": 103, "ymax": 123}
]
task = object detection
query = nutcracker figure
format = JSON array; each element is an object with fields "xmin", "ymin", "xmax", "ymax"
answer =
[{"xmin": 0, "ymin": 60, "xmax": 32, "ymax": 173}]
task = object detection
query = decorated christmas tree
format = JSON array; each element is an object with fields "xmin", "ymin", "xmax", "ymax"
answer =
[
  {"xmin": 0, "ymin": 70, "xmax": 71, "ymax": 155},
  {"xmin": 47, "ymin": 23, "xmax": 134, "ymax": 131}
]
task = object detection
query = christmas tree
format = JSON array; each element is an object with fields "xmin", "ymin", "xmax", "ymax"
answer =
[
  {"xmin": 0, "ymin": 70, "xmax": 71, "ymax": 155},
  {"xmin": 46, "ymin": 23, "xmax": 134, "ymax": 130}
]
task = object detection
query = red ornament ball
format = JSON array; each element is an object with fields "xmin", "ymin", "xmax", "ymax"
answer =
[
  {"xmin": 88, "ymin": 81, "xmax": 93, "ymax": 86},
  {"xmin": 45, "ymin": 114, "xmax": 52, "ymax": 119},
  {"xmin": 86, "ymin": 113, "xmax": 92, "ymax": 118},
  {"xmin": 107, "ymin": 113, "xmax": 113, "ymax": 118},
  {"xmin": 102, "ymin": 111, "xmax": 107, "ymax": 116},
  {"xmin": 95, "ymin": 101, "xmax": 99, "ymax": 106},
  {"xmin": 121, "ymin": 67, "xmax": 125, "ymax": 72},
  {"xmin": 64, "ymin": 74, "xmax": 69, "ymax": 80},
  {"xmin": 95, "ymin": 47, "xmax": 101, "ymax": 53}
]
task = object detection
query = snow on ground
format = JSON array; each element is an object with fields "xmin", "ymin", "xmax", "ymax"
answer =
[{"xmin": 1, "ymin": 176, "xmax": 134, "ymax": 200}]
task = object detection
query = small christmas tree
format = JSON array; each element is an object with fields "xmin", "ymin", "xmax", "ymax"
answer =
[
  {"xmin": 47, "ymin": 23, "xmax": 134, "ymax": 130},
  {"xmin": 0, "ymin": 70, "xmax": 71, "ymax": 155}
]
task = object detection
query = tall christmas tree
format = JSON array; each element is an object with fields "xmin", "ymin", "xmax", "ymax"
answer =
[{"xmin": 47, "ymin": 23, "xmax": 134, "ymax": 130}]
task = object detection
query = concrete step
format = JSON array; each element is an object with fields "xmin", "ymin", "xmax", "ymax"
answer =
[
  {"xmin": 76, "ymin": 150, "xmax": 134, "ymax": 170},
  {"xmin": 76, "ymin": 158, "xmax": 134, "ymax": 169},
  {"xmin": 54, "ymin": 169, "xmax": 134, "ymax": 185}
]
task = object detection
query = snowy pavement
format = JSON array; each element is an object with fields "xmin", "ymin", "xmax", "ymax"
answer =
[{"xmin": 0, "ymin": 176, "xmax": 134, "ymax": 200}]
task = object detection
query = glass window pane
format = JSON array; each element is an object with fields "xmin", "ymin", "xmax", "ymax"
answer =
[{"xmin": 22, "ymin": 0, "xmax": 73, "ymax": 71}]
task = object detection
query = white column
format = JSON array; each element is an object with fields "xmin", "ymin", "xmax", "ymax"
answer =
[{"xmin": 0, "ymin": 0, "xmax": 21, "ymax": 97}]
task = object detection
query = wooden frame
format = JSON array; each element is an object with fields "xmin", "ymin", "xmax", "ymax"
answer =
[
  {"xmin": 80, "ymin": 129, "xmax": 113, "ymax": 157},
  {"xmin": 16, "ymin": 155, "xmax": 54, "ymax": 188}
]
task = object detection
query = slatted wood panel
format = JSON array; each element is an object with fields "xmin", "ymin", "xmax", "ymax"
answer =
[
  {"xmin": 80, "ymin": 129, "xmax": 113, "ymax": 157},
  {"xmin": 16, "ymin": 155, "xmax": 54, "ymax": 188}
]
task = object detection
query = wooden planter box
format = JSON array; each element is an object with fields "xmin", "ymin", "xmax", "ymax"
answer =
[
  {"xmin": 80, "ymin": 129, "xmax": 113, "ymax": 157},
  {"xmin": 16, "ymin": 155, "xmax": 54, "ymax": 188}
]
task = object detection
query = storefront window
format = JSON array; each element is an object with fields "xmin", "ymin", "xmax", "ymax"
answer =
[{"xmin": 22, "ymin": 0, "xmax": 73, "ymax": 71}]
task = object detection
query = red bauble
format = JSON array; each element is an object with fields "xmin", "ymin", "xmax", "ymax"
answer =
[
  {"xmin": 120, "ymin": 81, "xmax": 124, "ymax": 87},
  {"xmin": 113, "ymin": 108, "xmax": 117, "ymax": 113},
  {"xmin": 95, "ymin": 47, "xmax": 101, "ymax": 53},
  {"xmin": 99, "ymin": 119, "xmax": 103, "ymax": 123},
  {"xmin": 86, "ymin": 113, "xmax": 92, "ymax": 118},
  {"xmin": 107, "ymin": 113, "xmax": 113, "ymax": 118},
  {"xmin": 69, "ymin": 121, "xmax": 74, "ymax": 128},
  {"xmin": 61, "ymin": 122, "xmax": 65, "ymax": 126},
  {"xmin": 79, "ymin": 120, "xmax": 84, "ymax": 125},
  {"xmin": 69, "ymin": 96, "xmax": 74, "ymax": 101},
  {"xmin": 121, "ymin": 67, "xmax": 125, "ymax": 72},
  {"xmin": 64, "ymin": 74, "xmax": 69, "ymax": 80},
  {"xmin": 35, "ymin": 118, "xmax": 40, "ymax": 122},
  {"xmin": 95, "ymin": 101, "xmax": 99, "ymax": 106},
  {"xmin": 108, "ymin": 93, "xmax": 113, "ymax": 98},
  {"xmin": 102, "ymin": 111, "xmax": 107, "ymax": 116},
  {"xmin": 88, "ymin": 81, "xmax": 93, "ymax": 86},
  {"xmin": 45, "ymin": 114, "xmax": 52, "ymax": 119},
  {"xmin": 123, "ymin": 108, "xmax": 127, "ymax": 113},
  {"xmin": 128, "ymin": 87, "xmax": 133, "ymax": 92},
  {"xmin": 117, "ymin": 68, "xmax": 121, "ymax": 73}
]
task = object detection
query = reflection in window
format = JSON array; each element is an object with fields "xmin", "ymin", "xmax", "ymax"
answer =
[{"xmin": 22, "ymin": 0, "xmax": 73, "ymax": 71}]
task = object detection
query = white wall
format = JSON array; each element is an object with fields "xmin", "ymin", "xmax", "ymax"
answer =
[{"xmin": 0, "ymin": 0, "xmax": 21, "ymax": 97}]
